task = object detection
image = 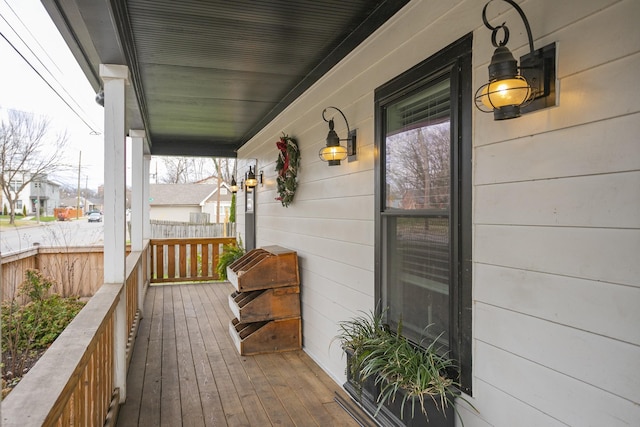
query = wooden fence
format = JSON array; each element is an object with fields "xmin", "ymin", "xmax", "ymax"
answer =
[
  {"xmin": 1, "ymin": 246, "xmax": 118, "ymax": 302},
  {"xmin": 150, "ymin": 237, "xmax": 236, "ymax": 283},
  {"xmin": 150, "ymin": 219, "xmax": 236, "ymax": 239}
]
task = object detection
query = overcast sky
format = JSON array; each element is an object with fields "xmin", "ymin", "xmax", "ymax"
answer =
[{"xmin": 0, "ymin": 0, "xmax": 107, "ymax": 190}]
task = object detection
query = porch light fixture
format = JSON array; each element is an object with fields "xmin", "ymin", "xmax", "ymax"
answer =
[
  {"xmin": 245, "ymin": 166, "xmax": 263, "ymax": 188},
  {"xmin": 230, "ymin": 177, "xmax": 238, "ymax": 193},
  {"xmin": 319, "ymin": 107, "xmax": 357, "ymax": 166},
  {"xmin": 475, "ymin": 0, "xmax": 557, "ymax": 120}
]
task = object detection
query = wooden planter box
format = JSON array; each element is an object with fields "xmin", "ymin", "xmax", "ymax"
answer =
[
  {"xmin": 344, "ymin": 351, "xmax": 455, "ymax": 427},
  {"xmin": 227, "ymin": 246, "xmax": 299, "ymax": 292},
  {"xmin": 229, "ymin": 317, "xmax": 301, "ymax": 355},
  {"xmin": 227, "ymin": 245, "xmax": 301, "ymax": 355},
  {"xmin": 229, "ymin": 286, "xmax": 300, "ymax": 323}
]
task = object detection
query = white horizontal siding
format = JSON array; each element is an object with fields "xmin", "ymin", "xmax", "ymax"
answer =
[
  {"xmin": 475, "ymin": 225, "xmax": 639, "ymax": 287},
  {"xmin": 475, "ymin": 264, "xmax": 640, "ymax": 346},
  {"xmin": 476, "ymin": 304, "xmax": 640, "ymax": 403},
  {"xmin": 475, "ymin": 113, "xmax": 640, "ymax": 185},
  {"xmin": 476, "ymin": 172, "xmax": 640, "ymax": 228},
  {"xmin": 475, "ymin": 341, "xmax": 640, "ymax": 426},
  {"xmin": 235, "ymin": 0, "xmax": 640, "ymax": 425}
]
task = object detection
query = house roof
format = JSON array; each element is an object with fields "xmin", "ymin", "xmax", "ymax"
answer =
[
  {"xmin": 149, "ymin": 184, "xmax": 230, "ymax": 206},
  {"xmin": 41, "ymin": 0, "xmax": 410, "ymax": 157}
]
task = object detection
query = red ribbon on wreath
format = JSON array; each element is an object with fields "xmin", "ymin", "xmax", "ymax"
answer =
[
  {"xmin": 274, "ymin": 133, "xmax": 299, "ymax": 207},
  {"xmin": 276, "ymin": 138, "xmax": 289, "ymax": 176}
]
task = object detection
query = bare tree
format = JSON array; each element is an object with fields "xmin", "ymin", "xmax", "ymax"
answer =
[
  {"xmin": 386, "ymin": 123, "xmax": 450, "ymax": 210},
  {"xmin": 159, "ymin": 156, "xmax": 236, "ymax": 184},
  {"xmin": 0, "ymin": 110, "xmax": 69, "ymax": 224},
  {"xmin": 160, "ymin": 157, "xmax": 191, "ymax": 183},
  {"xmin": 212, "ymin": 157, "xmax": 235, "ymax": 185}
]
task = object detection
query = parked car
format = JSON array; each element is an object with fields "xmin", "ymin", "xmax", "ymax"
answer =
[{"xmin": 88, "ymin": 212, "xmax": 102, "ymax": 223}]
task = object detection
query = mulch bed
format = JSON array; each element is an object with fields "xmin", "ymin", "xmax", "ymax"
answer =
[{"xmin": 1, "ymin": 348, "xmax": 47, "ymax": 399}]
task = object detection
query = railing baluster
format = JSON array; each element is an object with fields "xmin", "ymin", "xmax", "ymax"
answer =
[{"xmin": 190, "ymin": 243, "xmax": 198, "ymax": 278}]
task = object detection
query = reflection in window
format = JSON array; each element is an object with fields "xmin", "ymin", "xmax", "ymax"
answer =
[
  {"xmin": 382, "ymin": 79, "xmax": 452, "ymax": 346},
  {"xmin": 385, "ymin": 80, "xmax": 450, "ymax": 211}
]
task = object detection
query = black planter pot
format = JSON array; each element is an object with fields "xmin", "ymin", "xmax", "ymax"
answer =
[{"xmin": 344, "ymin": 351, "xmax": 455, "ymax": 427}]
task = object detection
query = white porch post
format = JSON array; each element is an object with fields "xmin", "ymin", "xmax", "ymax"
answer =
[
  {"xmin": 100, "ymin": 63, "xmax": 129, "ymax": 403},
  {"xmin": 130, "ymin": 130, "xmax": 145, "ymax": 253},
  {"xmin": 130, "ymin": 130, "xmax": 147, "ymax": 314},
  {"xmin": 143, "ymin": 155, "xmax": 151, "ymax": 241}
]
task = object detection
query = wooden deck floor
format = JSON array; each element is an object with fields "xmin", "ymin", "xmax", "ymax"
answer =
[{"xmin": 116, "ymin": 282, "xmax": 364, "ymax": 427}]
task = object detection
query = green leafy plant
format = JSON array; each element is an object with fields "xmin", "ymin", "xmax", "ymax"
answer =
[
  {"xmin": 229, "ymin": 193, "xmax": 236, "ymax": 223},
  {"xmin": 335, "ymin": 309, "xmax": 388, "ymax": 383},
  {"xmin": 335, "ymin": 309, "xmax": 469, "ymax": 423},
  {"xmin": 1, "ymin": 269, "xmax": 85, "ymax": 392},
  {"xmin": 215, "ymin": 236, "xmax": 245, "ymax": 280}
]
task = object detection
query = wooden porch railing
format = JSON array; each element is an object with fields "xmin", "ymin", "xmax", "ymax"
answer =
[
  {"xmin": 1, "ymin": 243, "xmax": 150, "ymax": 427},
  {"xmin": 150, "ymin": 237, "xmax": 236, "ymax": 283}
]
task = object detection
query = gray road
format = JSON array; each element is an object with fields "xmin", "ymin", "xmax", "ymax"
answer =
[{"xmin": 1, "ymin": 219, "xmax": 104, "ymax": 255}]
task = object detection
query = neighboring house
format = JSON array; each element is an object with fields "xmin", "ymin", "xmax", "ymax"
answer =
[
  {"xmin": 1, "ymin": 172, "xmax": 60, "ymax": 216},
  {"xmin": 29, "ymin": 178, "xmax": 61, "ymax": 216},
  {"xmin": 149, "ymin": 183, "xmax": 231, "ymax": 223}
]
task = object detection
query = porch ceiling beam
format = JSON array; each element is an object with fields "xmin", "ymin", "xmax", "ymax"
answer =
[{"xmin": 150, "ymin": 139, "xmax": 239, "ymax": 158}]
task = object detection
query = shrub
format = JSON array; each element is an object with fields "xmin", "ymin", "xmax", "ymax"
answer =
[
  {"xmin": 1, "ymin": 270, "xmax": 85, "ymax": 379},
  {"xmin": 216, "ymin": 236, "xmax": 245, "ymax": 280}
]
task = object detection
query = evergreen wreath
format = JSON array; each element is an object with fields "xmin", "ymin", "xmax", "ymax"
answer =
[{"xmin": 275, "ymin": 133, "xmax": 300, "ymax": 207}]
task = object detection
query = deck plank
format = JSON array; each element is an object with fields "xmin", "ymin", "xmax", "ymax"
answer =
[
  {"xmin": 160, "ymin": 286, "xmax": 182, "ymax": 427},
  {"xmin": 174, "ymin": 286, "xmax": 206, "ymax": 426},
  {"xmin": 184, "ymin": 285, "xmax": 227, "ymax": 426},
  {"xmin": 204, "ymin": 284, "xmax": 275, "ymax": 427},
  {"xmin": 196, "ymin": 284, "xmax": 251, "ymax": 427},
  {"xmin": 137, "ymin": 284, "xmax": 164, "ymax": 427},
  {"xmin": 117, "ymin": 283, "xmax": 363, "ymax": 427}
]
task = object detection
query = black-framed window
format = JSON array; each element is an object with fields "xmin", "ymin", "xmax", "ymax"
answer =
[{"xmin": 374, "ymin": 34, "xmax": 473, "ymax": 394}]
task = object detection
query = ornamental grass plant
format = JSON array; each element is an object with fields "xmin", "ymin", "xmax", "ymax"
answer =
[{"xmin": 335, "ymin": 309, "xmax": 468, "ymax": 423}]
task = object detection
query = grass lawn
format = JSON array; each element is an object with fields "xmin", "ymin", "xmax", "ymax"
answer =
[{"xmin": 0, "ymin": 215, "xmax": 56, "ymax": 228}]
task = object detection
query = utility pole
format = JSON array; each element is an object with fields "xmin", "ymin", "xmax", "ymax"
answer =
[
  {"xmin": 76, "ymin": 151, "xmax": 82, "ymax": 219},
  {"xmin": 85, "ymin": 175, "xmax": 89, "ymax": 210}
]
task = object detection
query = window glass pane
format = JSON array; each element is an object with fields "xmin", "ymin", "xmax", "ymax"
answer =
[
  {"xmin": 386, "ymin": 216, "xmax": 450, "ymax": 346},
  {"xmin": 385, "ymin": 80, "xmax": 450, "ymax": 210},
  {"xmin": 383, "ymin": 77, "xmax": 451, "ymax": 349}
]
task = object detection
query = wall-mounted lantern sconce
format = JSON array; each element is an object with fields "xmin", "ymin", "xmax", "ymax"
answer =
[
  {"xmin": 230, "ymin": 177, "xmax": 238, "ymax": 193},
  {"xmin": 475, "ymin": 0, "xmax": 557, "ymax": 120},
  {"xmin": 245, "ymin": 166, "xmax": 263, "ymax": 188},
  {"xmin": 319, "ymin": 106, "xmax": 357, "ymax": 166}
]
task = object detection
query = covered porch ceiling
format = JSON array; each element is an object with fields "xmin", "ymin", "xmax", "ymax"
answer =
[{"xmin": 41, "ymin": 0, "xmax": 410, "ymax": 158}]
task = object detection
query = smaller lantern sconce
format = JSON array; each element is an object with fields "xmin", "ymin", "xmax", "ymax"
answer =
[
  {"xmin": 319, "ymin": 106, "xmax": 357, "ymax": 166},
  {"xmin": 475, "ymin": 0, "xmax": 557, "ymax": 120},
  {"xmin": 230, "ymin": 177, "xmax": 238, "ymax": 193},
  {"xmin": 245, "ymin": 166, "xmax": 263, "ymax": 189}
]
